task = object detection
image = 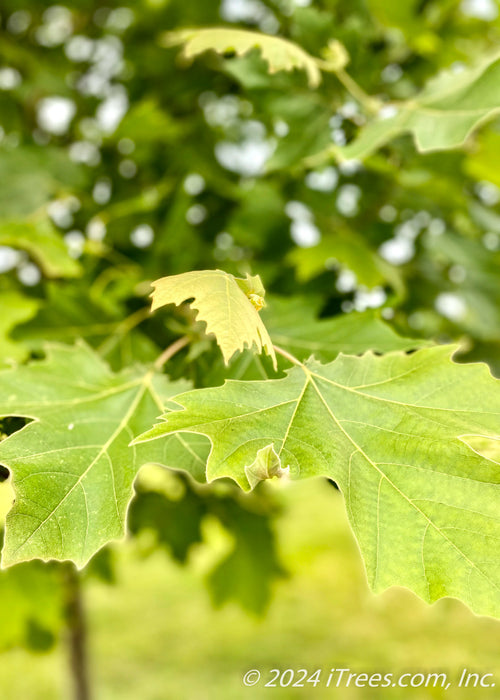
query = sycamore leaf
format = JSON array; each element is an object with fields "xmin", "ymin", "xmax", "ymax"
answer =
[
  {"xmin": 206, "ymin": 498, "xmax": 286, "ymax": 614},
  {"xmin": 135, "ymin": 346, "xmax": 500, "ymax": 617},
  {"xmin": 129, "ymin": 470, "xmax": 285, "ymax": 613},
  {"xmin": 262, "ymin": 297, "xmax": 428, "ymax": 362},
  {"xmin": 286, "ymin": 231, "xmax": 396, "ymax": 289},
  {"xmin": 0, "ymin": 342, "xmax": 207, "ymax": 569},
  {"xmin": 163, "ymin": 27, "xmax": 321, "ymax": 88},
  {"xmin": 0, "ymin": 556, "xmax": 63, "ymax": 651},
  {"xmin": 339, "ymin": 50, "xmax": 500, "ymax": 160},
  {"xmin": 151, "ymin": 270, "xmax": 277, "ymax": 369},
  {"xmin": 129, "ymin": 474, "xmax": 207, "ymax": 564}
]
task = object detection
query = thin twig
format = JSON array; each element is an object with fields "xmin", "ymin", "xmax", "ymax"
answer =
[
  {"xmin": 64, "ymin": 564, "xmax": 91, "ymax": 700},
  {"xmin": 97, "ymin": 307, "xmax": 151, "ymax": 357},
  {"xmin": 335, "ymin": 68, "xmax": 381, "ymax": 115},
  {"xmin": 315, "ymin": 59, "xmax": 381, "ymax": 115},
  {"xmin": 154, "ymin": 335, "xmax": 190, "ymax": 370}
]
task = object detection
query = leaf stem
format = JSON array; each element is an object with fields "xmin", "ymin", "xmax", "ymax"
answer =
[
  {"xmin": 97, "ymin": 307, "xmax": 151, "ymax": 357},
  {"xmin": 154, "ymin": 335, "xmax": 190, "ymax": 370},
  {"xmin": 335, "ymin": 68, "xmax": 381, "ymax": 115},
  {"xmin": 272, "ymin": 344, "xmax": 304, "ymax": 368},
  {"xmin": 316, "ymin": 58, "xmax": 381, "ymax": 115}
]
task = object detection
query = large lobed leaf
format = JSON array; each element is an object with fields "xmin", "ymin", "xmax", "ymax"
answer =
[
  {"xmin": 136, "ymin": 346, "xmax": 500, "ymax": 617},
  {"xmin": 339, "ymin": 50, "xmax": 500, "ymax": 159},
  {"xmin": 0, "ymin": 343, "xmax": 207, "ymax": 568},
  {"xmin": 164, "ymin": 27, "xmax": 321, "ymax": 88},
  {"xmin": 151, "ymin": 269, "xmax": 277, "ymax": 369}
]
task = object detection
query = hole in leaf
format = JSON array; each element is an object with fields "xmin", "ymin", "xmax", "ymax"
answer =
[{"xmin": 327, "ymin": 478, "xmax": 339, "ymax": 491}]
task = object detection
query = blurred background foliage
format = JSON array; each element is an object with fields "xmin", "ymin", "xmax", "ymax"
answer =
[{"xmin": 0, "ymin": 0, "xmax": 500, "ymax": 697}]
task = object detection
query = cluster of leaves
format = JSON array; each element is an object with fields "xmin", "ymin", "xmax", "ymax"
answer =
[{"xmin": 0, "ymin": 0, "xmax": 500, "ymax": 652}]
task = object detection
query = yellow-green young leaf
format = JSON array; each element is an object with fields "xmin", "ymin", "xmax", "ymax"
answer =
[
  {"xmin": 135, "ymin": 346, "xmax": 500, "ymax": 618},
  {"xmin": 0, "ymin": 342, "xmax": 207, "ymax": 569},
  {"xmin": 338, "ymin": 50, "xmax": 500, "ymax": 160},
  {"xmin": 163, "ymin": 27, "xmax": 322, "ymax": 88},
  {"xmin": 151, "ymin": 270, "xmax": 277, "ymax": 369}
]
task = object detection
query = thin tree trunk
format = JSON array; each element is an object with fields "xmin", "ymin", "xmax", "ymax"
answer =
[{"xmin": 64, "ymin": 564, "xmax": 91, "ymax": 700}]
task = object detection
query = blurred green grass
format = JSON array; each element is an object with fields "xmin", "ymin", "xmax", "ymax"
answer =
[{"xmin": 1, "ymin": 478, "xmax": 499, "ymax": 699}]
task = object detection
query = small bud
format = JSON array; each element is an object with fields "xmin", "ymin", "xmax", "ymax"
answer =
[
  {"xmin": 322, "ymin": 40, "xmax": 349, "ymax": 71},
  {"xmin": 248, "ymin": 293, "xmax": 265, "ymax": 312}
]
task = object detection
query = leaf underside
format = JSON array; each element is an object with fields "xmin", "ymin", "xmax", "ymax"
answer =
[
  {"xmin": 136, "ymin": 346, "xmax": 500, "ymax": 618},
  {"xmin": 150, "ymin": 269, "xmax": 277, "ymax": 369},
  {"xmin": 0, "ymin": 343, "xmax": 207, "ymax": 568},
  {"xmin": 340, "ymin": 50, "xmax": 500, "ymax": 159},
  {"xmin": 165, "ymin": 27, "xmax": 322, "ymax": 88}
]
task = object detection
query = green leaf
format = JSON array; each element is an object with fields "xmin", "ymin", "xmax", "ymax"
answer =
[
  {"xmin": 0, "ymin": 556, "xmax": 64, "ymax": 651},
  {"xmin": 13, "ymin": 285, "xmax": 161, "ymax": 371},
  {"xmin": 262, "ymin": 297, "xmax": 428, "ymax": 362},
  {"xmin": 136, "ymin": 346, "xmax": 500, "ymax": 617},
  {"xmin": 285, "ymin": 230, "xmax": 401, "ymax": 290},
  {"xmin": 164, "ymin": 27, "xmax": 322, "ymax": 88},
  {"xmin": 151, "ymin": 270, "xmax": 277, "ymax": 369},
  {"xmin": 197, "ymin": 297, "xmax": 425, "ymax": 386},
  {"xmin": 339, "ymin": 50, "xmax": 500, "ymax": 159},
  {"xmin": 206, "ymin": 498, "xmax": 286, "ymax": 615},
  {"xmin": 0, "ymin": 342, "xmax": 203, "ymax": 568},
  {"xmin": 421, "ymin": 229, "xmax": 500, "ymax": 342},
  {"xmin": 129, "ymin": 475, "xmax": 207, "ymax": 564},
  {"xmin": 115, "ymin": 99, "xmax": 184, "ymax": 145},
  {"xmin": 129, "ymin": 468, "xmax": 284, "ymax": 613},
  {"xmin": 366, "ymin": 0, "xmax": 423, "ymax": 35},
  {"xmin": 0, "ymin": 292, "xmax": 40, "ymax": 366},
  {"xmin": 0, "ymin": 146, "xmax": 87, "ymax": 219},
  {"xmin": 463, "ymin": 131, "xmax": 500, "ymax": 189},
  {"xmin": 0, "ymin": 220, "xmax": 81, "ymax": 278}
]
